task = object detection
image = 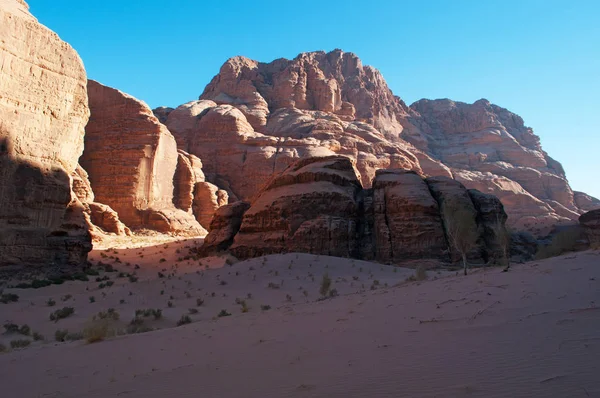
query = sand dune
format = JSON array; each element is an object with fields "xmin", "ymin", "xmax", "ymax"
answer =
[{"xmin": 1, "ymin": 243, "xmax": 599, "ymax": 397}]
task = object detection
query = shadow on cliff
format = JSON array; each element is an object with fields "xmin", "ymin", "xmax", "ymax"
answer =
[{"xmin": 0, "ymin": 137, "xmax": 92, "ymax": 271}]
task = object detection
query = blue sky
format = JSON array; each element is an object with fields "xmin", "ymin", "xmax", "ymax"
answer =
[{"xmin": 28, "ymin": 0, "xmax": 600, "ymax": 198}]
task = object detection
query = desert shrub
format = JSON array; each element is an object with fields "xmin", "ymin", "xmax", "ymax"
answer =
[
  {"xmin": 10, "ymin": 339, "xmax": 31, "ymax": 349},
  {"xmin": 319, "ymin": 273, "xmax": 332, "ymax": 297},
  {"xmin": 188, "ymin": 308, "xmax": 198, "ymax": 314},
  {"xmin": 217, "ymin": 309, "xmax": 231, "ymax": 317},
  {"xmin": 18, "ymin": 324, "xmax": 30, "ymax": 336},
  {"xmin": 260, "ymin": 305, "xmax": 271, "ymax": 311},
  {"xmin": 49, "ymin": 307, "xmax": 75, "ymax": 322},
  {"xmin": 135, "ymin": 309, "xmax": 162, "ymax": 320},
  {"xmin": 0, "ymin": 343, "xmax": 6, "ymax": 352},
  {"xmin": 83, "ymin": 319, "xmax": 112, "ymax": 343},
  {"xmin": 1, "ymin": 293, "xmax": 19, "ymax": 304},
  {"xmin": 65, "ymin": 331, "xmax": 84, "ymax": 341},
  {"xmin": 443, "ymin": 200, "xmax": 479, "ymax": 275},
  {"xmin": 415, "ymin": 265, "xmax": 427, "ymax": 281},
  {"xmin": 32, "ymin": 332, "xmax": 44, "ymax": 341},
  {"xmin": 177, "ymin": 315, "xmax": 192, "ymax": 326},
  {"xmin": 55, "ymin": 329, "xmax": 69, "ymax": 342},
  {"xmin": 89, "ymin": 296, "xmax": 96, "ymax": 303},
  {"xmin": 128, "ymin": 275, "xmax": 138, "ymax": 283},
  {"xmin": 46, "ymin": 298, "xmax": 56, "ymax": 307},
  {"xmin": 196, "ymin": 298, "xmax": 204, "ymax": 307},
  {"xmin": 329, "ymin": 288, "xmax": 338, "ymax": 298},
  {"xmin": 535, "ymin": 226, "xmax": 583, "ymax": 260},
  {"xmin": 94, "ymin": 308, "xmax": 119, "ymax": 321},
  {"xmin": 3, "ymin": 323, "xmax": 19, "ymax": 333},
  {"xmin": 126, "ymin": 318, "xmax": 153, "ymax": 334},
  {"xmin": 267, "ymin": 282, "xmax": 280, "ymax": 289}
]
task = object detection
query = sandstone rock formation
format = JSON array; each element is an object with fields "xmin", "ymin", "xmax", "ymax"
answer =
[
  {"xmin": 205, "ymin": 156, "xmax": 508, "ymax": 265},
  {"xmin": 229, "ymin": 156, "xmax": 363, "ymax": 259},
  {"xmin": 0, "ymin": 0, "xmax": 91, "ymax": 269},
  {"xmin": 574, "ymin": 191, "xmax": 600, "ymax": 213},
  {"xmin": 81, "ymin": 80, "xmax": 205, "ymax": 236},
  {"xmin": 201, "ymin": 201, "xmax": 250, "ymax": 254},
  {"xmin": 579, "ymin": 209, "xmax": 600, "ymax": 248},
  {"xmin": 406, "ymin": 99, "xmax": 581, "ymax": 236},
  {"xmin": 158, "ymin": 49, "xmax": 594, "ymax": 237},
  {"xmin": 372, "ymin": 171, "xmax": 447, "ymax": 263}
]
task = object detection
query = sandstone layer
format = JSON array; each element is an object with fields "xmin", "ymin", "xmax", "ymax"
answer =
[
  {"xmin": 157, "ymin": 49, "xmax": 593, "ymax": 237},
  {"xmin": 81, "ymin": 80, "xmax": 205, "ymax": 236},
  {"xmin": 204, "ymin": 156, "xmax": 508, "ymax": 265},
  {"xmin": 0, "ymin": 0, "xmax": 91, "ymax": 269}
]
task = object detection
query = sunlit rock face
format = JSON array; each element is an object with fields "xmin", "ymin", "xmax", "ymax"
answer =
[
  {"xmin": 81, "ymin": 80, "xmax": 205, "ymax": 236},
  {"xmin": 203, "ymin": 156, "xmax": 508, "ymax": 265},
  {"xmin": 0, "ymin": 0, "xmax": 92, "ymax": 269},
  {"xmin": 158, "ymin": 49, "xmax": 592, "ymax": 237}
]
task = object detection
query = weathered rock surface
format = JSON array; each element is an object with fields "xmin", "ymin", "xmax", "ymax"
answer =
[
  {"xmin": 88, "ymin": 202, "xmax": 131, "ymax": 237},
  {"xmin": 372, "ymin": 170, "xmax": 448, "ymax": 263},
  {"xmin": 579, "ymin": 209, "xmax": 600, "ymax": 248},
  {"xmin": 406, "ymin": 99, "xmax": 581, "ymax": 236},
  {"xmin": 574, "ymin": 191, "xmax": 600, "ymax": 213},
  {"xmin": 205, "ymin": 156, "xmax": 508, "ymax": 264},
  {"xmin": 81, "ymin": 80, "xmax": 205, "ymax": 236},
  {"xmin": 193, "ymin": 182, "xmax": 229, "ymax": 229},
  {"xmin": 229, "ymin": 156, "xmax": 363, "ymax": 259},
  {"xmin": 200, "ymin": 201, "xmax": 250, "ymax": 254},
  {"xmin": 159, "ymin": 49, "xmax": 594, "ymax": 237},
  {"xmin": 0, "ymin": 0, "xmax": 91, "ymax": 269}
]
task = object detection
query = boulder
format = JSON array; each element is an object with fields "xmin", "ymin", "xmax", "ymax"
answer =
[
  {"xmin": 200, "ymin": 201, "xmax": 250, "ymax": 254},
  {"xmin": 193, "ymin": 182, "xmax": 229, "ymax": 229},
  {"xmin": 88, "ymin": 202, "xmax": 131, "ymax": 236},
  {"xmin": 0, "ymin": 0, "xmax": 91, "ymax": 269}
]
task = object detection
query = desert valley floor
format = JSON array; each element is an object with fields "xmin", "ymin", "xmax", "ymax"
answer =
[{"xmin": 1, "ymin": 239, "xmax": 599, "ymax": 398}]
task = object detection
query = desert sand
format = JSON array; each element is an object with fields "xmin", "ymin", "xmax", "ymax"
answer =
[{"xmin": 1, "ymin": 239, "xmax": 599, "ymax": 398}]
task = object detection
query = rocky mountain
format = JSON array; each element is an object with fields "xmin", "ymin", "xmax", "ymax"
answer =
[
  {"xmin": 1, "ymin": 0, "xmax": 597, "ymax": 271},
  {"xmin": 158, "ymin": 49, "xmax": 598, "ymax": 237}
]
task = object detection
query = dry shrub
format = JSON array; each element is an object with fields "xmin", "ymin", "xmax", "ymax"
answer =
[{"xmin": 535, "ymin": 226, "xmax": 583, "ymax": 260}]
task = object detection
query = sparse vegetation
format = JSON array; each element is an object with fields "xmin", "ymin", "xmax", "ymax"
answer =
[
  {"xmin": 55, "ymin": 329, "xmax": 69, "ymax": 342},
  {"xmin": 49, "ymin": 307, "xmax": 75, "ymax": 322},
  {"xmin": 267, "ymin": 282, "xmax": 280, "ymax": 289},
  {"xmin": 10, "ymin": 339, "xmax": 31, "ymax": 349},
  {"xmin": 535, "ymin": 226, "xmax": 583, "ymax": 260},
  {"xmin": 135, "ymin": 309, "xmax": 162, "ymax": 320},
  {"xmin": 0, "ymin": 293, "xmax": 19, "ymax": 304},
  {"xmin": 217, "ymin": 309, "xmax": 231, "ymax": 317},
  {"xmin": 319, "ymin": 273, "xmax": 332, "ymax": 297},
  {"xmin": 260, "ymin": 304, "xmax": 271, "ymax": 311},
  {"xmin": 444, "ymin": 201, "xmax": 479, "ymax": 275},
  {"xmin": 177, "ymin": 315, "xmax": 192, "ymax": 326},
  {"xmin": 32, "ymin": 332, "xmax": 44, "ymax": 341},
  {"xmin": 83, "ymin": 319, "xmax": 112, "ymax": 343}
]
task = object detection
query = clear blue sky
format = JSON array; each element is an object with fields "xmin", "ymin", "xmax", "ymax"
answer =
[{"xmin": 28, "ymin": 0, "xmax": 600, "ymax": 199}]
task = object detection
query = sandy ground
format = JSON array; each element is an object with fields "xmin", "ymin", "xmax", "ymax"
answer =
[{"xmin": 1, "ymin": 240, "xmax": 599, "ymax": 398}]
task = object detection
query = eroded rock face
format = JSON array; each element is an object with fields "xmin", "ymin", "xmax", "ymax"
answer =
[
  {"xmin": 406, "ymin": 99, "xmax": 580, "ymax": 236},
  {"xmin": 0, "ymin": 0, "xmax": 91, "ymax": 269},
  {"xmin": 81, "ymin": 80, "xmax": 205, "ymax": 236},
  {"xmin": 372, "ymin": 170, "xmax": 448, "ymax": 263},
  {"xmin": 204, "ymin": 156, "xmax": 509, "ymax": 264},
  {"xmin": 229, "ymin": 156, "xmax": 363, "ymax": 259},
  {"xmin": 574, "ymin": 191, "xmax": 600, "ymax": 213},
  {"xmin": 579, "ymin": 209, "xmax": 600, "ymax": 248},
  {"xmin": 200, "ymin": 201, "xmax": 250, "ymax": 254},
  {"xmin": 160, "ymin": 49, "xmax": 593, "ymax": 237}
]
